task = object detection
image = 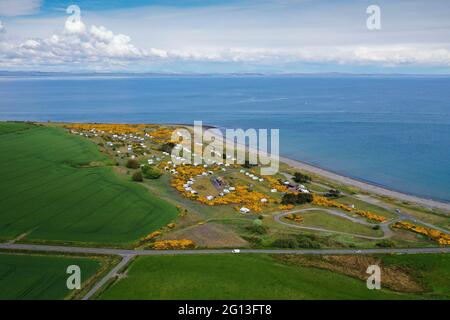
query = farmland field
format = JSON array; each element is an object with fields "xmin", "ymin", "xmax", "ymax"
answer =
[
  {"xmin": 0, "ymin": 122, "xmax": 178, "ymax": 244},
  {"xmin": 0, "ymin": 253, "xmax": 100, "ymax": 300},
  {"xmin": 99, "ymin": 254, "xmax": 426, "ymax": 300}
]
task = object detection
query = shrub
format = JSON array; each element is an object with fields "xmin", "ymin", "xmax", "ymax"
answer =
[
  {"xmin": 325, "ymin": 189, "xmax": 341, "ymax": 198},
  {"xmin": 246, "ymin": 224, "xmax": 267, "ymax": 235},
  {"xmin": 142, "ymin": 165, "xmax": 162, "ymax": 179},
  {"xmin": 132, "ymin": 171, "xmax": 143, "ymax": 182},
  {"xmin": 272, "ymin": 238, "xmax": 299, "ymax": 249},
  {"xmin": 253, "ymin": 219, "xmax": 263, "ymax": 226},
  {"xmin": 376, "ymin": 240, "xmax": 396, "ymax": 248},
  {"xmin": 242, "ymin": 235, "xmax": 262, "ymax": 245},
  {"xmin": 293, "ymin": 172, "xmax": 311, "ymax": 183},
  {"xmin": 297, "ymin": 237, "xmax": 321, "ymax": 249},
  {"xmin": 126, "ymin": 159, "xmax": 140, "ymax": 169}
]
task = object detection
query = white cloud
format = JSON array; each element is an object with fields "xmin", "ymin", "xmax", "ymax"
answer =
[
  {"xmin": 0, "ymin": 20, "xmax": 5, "ymax": 34},
  {"xmin": 0, "ymin": 19, "xmax": 168, "ymax": 69},
  {"xmin": 1, "ymin": 0, "xmax": 450, "ymax": 71},
  {"xmin": 0, "ymin": 0, "xmax": 42, "ymax": 17},
  {"xmin": 167, "ymin": 46, "xmax": 450, "ymax": 67}
]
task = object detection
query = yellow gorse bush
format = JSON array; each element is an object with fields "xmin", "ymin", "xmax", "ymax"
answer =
[
  {"xmin": 67, "ymin": 123, "xmax": 147, "ymax": 134},
  {"xmin": 266, "ymin": 176, "xmax": 289, "ymax": 193},
  {"xmin": 285, "ymin": 213, "xmax": 304, "ymax": 223},
  {"xmin": 278, "ymin": 204, "xmax": 295, "ymax": 210},
  {"xmin": 141, "ymin": 230, "xmax": 162, "ymax": 242},
  {"xmin": 312, "ymin": 195, "xmax": 387, "ymax": 222},
  {"xmin": 392, "ymin": 221, "xmax": 450, "ymax": 246},
  {"xmin": 67, "ymin": 123, "xmax": 175, "ymax": 143},
  {"xmin": 164, "ymin": 162, "xmax": 272, "ymax": 212},
  {"xmin": 152, "ymin": 239, "xmax": 196, "ymax": 250}
]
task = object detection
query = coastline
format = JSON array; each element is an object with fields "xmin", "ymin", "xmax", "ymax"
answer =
[
  {"xmin": 194, "ymin": 124, "xmax": 450, "ymax": 213},
  {"xmin": 279, "ymin": 155, "xmax": 450, "ymax": 212},
  {"xmin": 6, "ymin": 120, "xmax": 450, "ymax": 212}
]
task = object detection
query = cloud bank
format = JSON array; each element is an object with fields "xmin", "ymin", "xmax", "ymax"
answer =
[
  {"xmin": 0, "ymin": 0, "xmax": 42, "ymax": 17},
  {"xmin": 1, "ymin": 0, "xmax": 450, "ymax": 72},
  {"xmin": 0, "ymin": 19, "xmax": 168, "ymax": 69}
]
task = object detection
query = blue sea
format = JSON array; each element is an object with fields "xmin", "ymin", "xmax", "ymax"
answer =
[{"xmin": 1, "ymin": 75, "xmax": 449, "ymax": 202}]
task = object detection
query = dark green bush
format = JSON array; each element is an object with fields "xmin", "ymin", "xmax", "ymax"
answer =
[
  {"xmin": 142, "ymin": 165, "xmax": 162, "ymax": 179},
  {"xmin": 132, "ymin": 171, "xmax": 143, "ymax": 182},
  {"xmin": 126, "ymin": 159, "xmax": 140, "ymax": 169},
  {"xmin": 376, "ymin": 240, "xmax": 395, "ymax": 248},
  {"xmin": 293, "ymin": 172, "xmax": 311, "ymax": 183},
  {"xmin": 272, "ymin": 238, "xmax": 299, "ymax": 249}
]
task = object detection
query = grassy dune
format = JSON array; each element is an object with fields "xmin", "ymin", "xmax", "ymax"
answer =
[
  {"xmin": 0, "ymin": 122, "xmax": 178, "ymax": 244},
  {"xmin": 0, "ymin": 254, "xmax": 100, "ymax": 300}
]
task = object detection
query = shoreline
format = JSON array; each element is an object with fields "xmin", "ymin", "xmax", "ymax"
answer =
[
  {"xmin": 197, "ymin": 124, "xmax": 450, "ymax": 213},
  {"xmin": 278, "ymin": 155, "xmax": 450, "ymax": 212},
  {"xmin": 4, "ymin": 120, "xmax": 450, "ymax": 212}
]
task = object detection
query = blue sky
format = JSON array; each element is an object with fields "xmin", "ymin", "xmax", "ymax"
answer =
[{"xmin": 1, "ymin": 0, "xmax": 450, "ymax": 73}]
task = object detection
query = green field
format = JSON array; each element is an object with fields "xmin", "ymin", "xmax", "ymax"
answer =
[
  {"xmin": 0, "ymin": 253, "xmax": 100, "ymax": 300},
  {"xmin": 381, "ymin": 254, "xmax": 450, "ymax": 299},
  {"xmin": 299, "ymin": 210, "xmax": 384, "ymax": 237},
  {"xmin": 99, "ymin": 254, "xmax": 425, "ymax": 300},
  {"xmin": 0, "ymin": 122, "xmax": 178, "ymax": 244}
]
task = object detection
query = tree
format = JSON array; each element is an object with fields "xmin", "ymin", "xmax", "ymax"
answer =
[
  {"xmin": 132, "ymin": 171, "xmax": 143, "ymax": 182},
  {"xmin": 281, "ymin": 192, "xmax": 313, "ymax": 205},
  {"xmin": 126, "ymin": 159, "xmax": 140, "ymax": 169},
  {"xmin": 293, "ymin": 171, "xmax": 311, "ymax": 183}
]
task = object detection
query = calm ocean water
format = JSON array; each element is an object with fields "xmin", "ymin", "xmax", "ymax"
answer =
[{"xmin": 1, "ymin": 75, "xmax": 449, "ymax": 202}]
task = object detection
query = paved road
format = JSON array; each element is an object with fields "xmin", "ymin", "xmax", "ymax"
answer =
[
  {"xmin": 1, "ymin": 242, "xmax": 449, "ymax": 256},
  {"xmin": 82, "ymin": 255, "xmax": 133, "ymax": 301},
  {"xmin": 2, "ymin": 242, "xmax": 449, "ymax": 300}
]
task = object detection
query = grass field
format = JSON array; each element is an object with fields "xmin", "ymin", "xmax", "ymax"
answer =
[
  {"xmin": 381, "ymin": 254, "xmax": 450, "ymax": 299},
  {"xmin": 0, "ymin": 253, "xmax": 100, "ymax": 300},
  {"xmin": 0, "ymin": 122, "xmax": 178, "ymax": 244},
  {"xmin": 98, "ymin": 254, "xmax": 425, "ymax": 300},
  {"xmin": 299, "ymin": 210, "xmax": 384, "ymax": 237}
]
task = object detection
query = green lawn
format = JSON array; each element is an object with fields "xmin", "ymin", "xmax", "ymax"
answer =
[
  {"xmin": 299, "ymin": 209, "xmax": 384, "ymax": 237},
  {"xmin": 98, "ymin": 254, "xmax": 421, "ymax": 300},
  {"xmin": 0, "ymin": 253, "xmax": 100, "ymax": 300},
  {"xmin": 0, "ymin": 122, "xmax": 178, "ymax": 244}
]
